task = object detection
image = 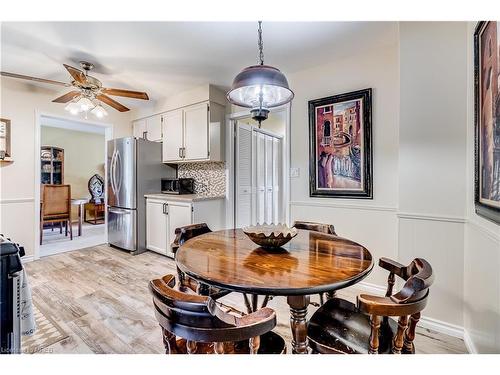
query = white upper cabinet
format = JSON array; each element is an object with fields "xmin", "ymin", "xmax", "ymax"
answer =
[
  {"xmin": 146, "ymin": 114, "xmax": 162, "ymax": 141},
  {"xmin": 133, "ymin": 119, "xmax": 147, "ymax": 139},
  {"xmin": 183, "ymin": 102, "xmax": 209, "ymax": 160},
  {"xmin": 161, "ymin": 101, "xmax": 224, "ymax": 163},
  {"xmin": 162, "ymin": 109, "xmax": 184, "ymax": 162},
  {"xmin": 133, "ymin": 115, "xmax": 162, "ymax": 142}
]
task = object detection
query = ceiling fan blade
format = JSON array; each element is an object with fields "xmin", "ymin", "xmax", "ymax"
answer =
[
  {"xmin": 63, "ymin": 64, "xmax": 87, "ymax": 84},
  {"xmin": 52, "ymin": 91, "xmax": 81, "ymax": 103},
  {"xmin": 102, "ymin": 88, "xmax": 149, "ymax": 100},
  {"xmin": 97, "ymin": 94, "xmax": 130, "ymax": 112},
  {"xmin": 1, "ymin": 71, "xmax": 71, "ymax": 87}
]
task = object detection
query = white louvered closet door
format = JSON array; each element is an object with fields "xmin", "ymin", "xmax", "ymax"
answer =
[
  {"xmin": 264, "ymin": 135, "xmax": 274, "ymax": 224},
  {"xmin": 235, "ymin": 123, "xmax": 284, "ymax": 227},
  {"xmin": 235, "ymin": 124, "xmax": 253, "ymax": 227},
  {"xmin": 255, "ymin": 131, "xmax": 266, "ymax": 225},
  {"xmin": 272, "ymin": 137, "xmax": 283, "ymax": 224}
]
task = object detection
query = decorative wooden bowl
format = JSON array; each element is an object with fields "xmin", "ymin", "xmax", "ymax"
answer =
[{"xmin": 242, "ymin": 224, "xmax": 298, "ymax": 249}]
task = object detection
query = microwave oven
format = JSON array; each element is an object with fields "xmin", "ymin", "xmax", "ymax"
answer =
[{"xmin": 161, "ymin": 178, "xmax": 194, "ymax": 195}]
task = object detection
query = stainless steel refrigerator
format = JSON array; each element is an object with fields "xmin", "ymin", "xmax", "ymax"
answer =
[{"xmin": 107, "ymin": 137, "xmax": 176, "ymax": 254}]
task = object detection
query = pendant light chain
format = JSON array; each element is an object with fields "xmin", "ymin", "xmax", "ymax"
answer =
[{"xmin": 258, "ymin": 21, "xmax": 264, "ymax": 65}]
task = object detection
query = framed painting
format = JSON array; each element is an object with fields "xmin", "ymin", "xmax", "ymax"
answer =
[
  {"xmin": 474, "ymin": 21, "xmax": 500, "ymax": 224},
  {"xmin": 309, "ymin": 88, "xmax": 372, "ymax": 199}
]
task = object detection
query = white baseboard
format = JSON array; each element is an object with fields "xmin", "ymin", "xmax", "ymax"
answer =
[
  {"xmin": 357, "ymin": 281, "xmax": 471, "ymax": 350},
  {"xmin": 21, "ymin": 255, "xmax": 34, "ymax": 263},
  {"xmin": 463, "ymin": 329, "xmax": 478, "ymax": 354}
]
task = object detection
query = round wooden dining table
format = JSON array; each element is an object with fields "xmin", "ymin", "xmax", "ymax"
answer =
[{"xmin": 175, "ymin": 228, "xmax": 373, "ymax": 354}]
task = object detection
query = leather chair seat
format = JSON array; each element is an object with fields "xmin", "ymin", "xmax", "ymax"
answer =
[{"xmin": 308, "ymin": 298, "xmax": 399, "ymax": 354}]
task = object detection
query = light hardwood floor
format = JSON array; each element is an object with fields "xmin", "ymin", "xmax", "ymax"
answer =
[{"xmin": 23, "ymin": 245, "xmax": 468, "ymax": 354}]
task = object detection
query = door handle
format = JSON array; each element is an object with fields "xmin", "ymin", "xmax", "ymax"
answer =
[
  {"xmin": 109, "ymin": 149, "xmax": 117, "ymax": 195},
  {"xmin": 143, "ymin": 131, "xmax": 148, "ymax": 139},
  {"xmin": 109, "ymin": 207, "xmax": 130, "ymax": 214},
  {"xmin": 115, "ymin": 151, "xmax": 122, "ymax": 194},
  {"xmin": 163, "ymin": 203, "xmax": 169, "ymax": 215},
  {"xmin": 178, "ymin": 148, "xmax": 182, "ymax": 158}
]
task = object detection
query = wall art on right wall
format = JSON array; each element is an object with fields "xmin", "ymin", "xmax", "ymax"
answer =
[{"xmin": 474, "ymin": 21, "xmax": 500, "ymax": 224}]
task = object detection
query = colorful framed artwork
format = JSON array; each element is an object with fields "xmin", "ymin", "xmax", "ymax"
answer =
[
  {"xmin": 309, "ymin": 88, "xmax": 372, "ymax": 199},
  {"xmin": 474, "ymin": 21, "xmax": 500, "ymax": 224}
]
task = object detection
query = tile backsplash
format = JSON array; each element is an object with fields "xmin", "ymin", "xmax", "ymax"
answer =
[{"xmin": 177, "ymin": 162, "xmax": 226, "ymax": 197}]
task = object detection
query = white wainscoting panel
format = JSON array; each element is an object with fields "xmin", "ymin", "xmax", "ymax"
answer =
[
  {"xmin": 398, "ymin": 217, "xmax": 465, "ymax": 326},
  {"xmin": 464, "ymin": 221, "xmax": 500, "ymax": 354}
]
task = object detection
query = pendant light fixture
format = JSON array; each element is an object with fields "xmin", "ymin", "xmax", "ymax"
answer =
[{"xmin": 227, "ymin": 21, "xmax": 294, "ymax": 127}]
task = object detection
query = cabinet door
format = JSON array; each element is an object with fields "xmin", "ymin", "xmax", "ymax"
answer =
[
  {"xmin": 146, "ymin": 199, "xmax": 168, "ymax": 255},
  {"xmin": 133, "ymin": 119, "xmax": 147, "ymax": 139},
  {"xmin": 167, "ymin": 202, "xmax": 193, "ymax": 251},
  {"xmin": 146, "ymin": 114, "xmax": 162, "ymax": 141},
  {"xmin": 183, "ymin": 102, "xmax": 209, "ymax": 160},
  {"xmin": 162, "ymin": 110, "xmax": 184, "ymax": 162}
]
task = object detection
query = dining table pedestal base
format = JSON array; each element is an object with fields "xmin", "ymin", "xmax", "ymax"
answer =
[{"xmin": 287, "ymin": 295, "xmax": 310, "ymax": 354}]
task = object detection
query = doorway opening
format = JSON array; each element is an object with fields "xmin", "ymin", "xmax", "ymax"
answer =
[
  {"xmin": 231, "ymin": 108, "xmax": 289, "ymax": 228},
  {"xmin": 35, "ymin": 114, "xmax": 112, "ymax": 258}
]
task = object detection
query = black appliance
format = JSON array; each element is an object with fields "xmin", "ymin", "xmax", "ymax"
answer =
[
  {"xmin": 161, "ymin": 178, "xmax": 195, "ymax": 195},
  {"xmin": 0, "ymin": 234, "xmax": 25, "ymax": 354}
]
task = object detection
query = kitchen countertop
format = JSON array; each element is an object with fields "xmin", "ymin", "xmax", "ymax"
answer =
[{"xmin": 144, "ymin": 193, "xmax": 225, "ymax": 202}]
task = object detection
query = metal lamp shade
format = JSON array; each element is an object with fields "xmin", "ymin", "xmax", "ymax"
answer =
[{"xmin": 227, "ymin": 65, "xmax": 294, "ymax": 108}]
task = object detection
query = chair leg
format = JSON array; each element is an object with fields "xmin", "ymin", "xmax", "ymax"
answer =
[
  {"xmin": 403, "ymin": 312, "xmax": 420, "ymax": 354},
  {"xmin": 392, "ymin": 315, "xmax": 409, "ymax": 354},
  {"xmin": 186, "ymin": 340, "xmax": 197, "ymax": 354},
  {"xmin": 368, "ymin": 315, "xmax": 381, "ymax": 354},
  {"xmin": 69, "ymin": 219, "xmax": 73, "ymax": 240},
  {"xmin": 65, "ymin": 221, "xmax": 68, "ymax": 236},
  {"xmin": 59, "ymin": 222, "xmax": 63, "ymax": 234},
  {"xmin": 213, "ymin": 342, "xmax": 224, "ymax": 354},
  {"xmin": 249, "ymin": 336, "xmax": 260, "ymax": 354}
]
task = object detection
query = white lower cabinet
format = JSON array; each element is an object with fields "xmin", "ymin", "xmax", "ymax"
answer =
[
  {"xmin": 146, "ymin": 199, "xmax": 169, "ymax": 255},
  {"xmin": 145, "ymin": 196, "xmax": 224, "ymax": 258}
]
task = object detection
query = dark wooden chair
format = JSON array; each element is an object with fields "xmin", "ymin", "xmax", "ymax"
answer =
[
  {"xmin": 171, "ymin": 223, "xmax": 231, "ymax": 299},
  {"xmin": 40, "ymin": 184, "xmax": 72, "ymax": 244},
  {"xmin": 149, "ymin": 274, "xmax": 286, "ymax": 354},
  {"xmin": 293, "ymin": 220, "xmax": 337, "ymax": 236},
  {"xmin": 293, "ymin": 220, "xmax": 338, "ymax": 305},
  {"xmin": 307, "ymin": 257, "xmax": 434, "ymax": 354}
]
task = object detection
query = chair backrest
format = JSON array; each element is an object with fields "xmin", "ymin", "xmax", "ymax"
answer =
[
  {"xmin": 149, "ymin": 274, "xmax": 277, "ymax": 348},
  {"xmin": 292, "ymin": 220, "xmax": 337, "ymax": 236},
  {"xmin": 171, "ymin": 223, "xmax": 212, "ymax": 253},
  {"xmin": 42, "ymin": 184, "xmax": 71, "ymax": 217},
  {"xmin": 357, "ymin": 257, "xmax": 434, "ymax": 354}
]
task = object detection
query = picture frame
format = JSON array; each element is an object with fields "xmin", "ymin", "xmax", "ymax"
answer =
[
  {"xmin": 474, "ymin": 21, "xmax": 500, "ymax": 224},
  {"xmin": 0, "ymin": 118, "xmax": 12, "ymax": 160},
  {"xmin": 309, "ymin": 88, "xmax": 372, "ymax": 199}
]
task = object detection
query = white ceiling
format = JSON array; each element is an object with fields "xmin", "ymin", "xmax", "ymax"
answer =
[{"xmin": 1, "ymin": 22, "xmax": 398, "ymax": 108}]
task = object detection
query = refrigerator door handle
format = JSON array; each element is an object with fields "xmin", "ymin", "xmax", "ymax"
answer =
[
  {"xmin": 108, "ymin": 207, "xmax": 131, "ymax": 214},
  {"xmin": 109, "ymin": 148, "xmax": 117, "ymax": 195},
  {"xmin": 115, "ymin": 151, "xmax": 123, "ymax": 194}
]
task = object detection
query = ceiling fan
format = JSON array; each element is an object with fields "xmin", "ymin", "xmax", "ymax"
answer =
[{"xmin": 0, "ymin": 61, "xmax": 149, "ymax": 117}]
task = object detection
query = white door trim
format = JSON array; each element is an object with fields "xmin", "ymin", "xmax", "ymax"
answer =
[
  {"xmin": 34, "ymin": 111, "xmax": 113, "ymax": 260},
  {"xmin": 225, "ymin": 104, "xmax": 291, "ymax": 228}
]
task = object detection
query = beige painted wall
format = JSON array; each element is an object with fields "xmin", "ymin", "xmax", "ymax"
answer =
[
  {"xmin": 287, "ymin": 22, "xmax": 497, "ymax": 346},
  {"xmin": 0, "ymin": 78, "xmax": 132, "ymax": 258},
  {"xmin": 288, "ymin": 42, "xmax": 400, "ymax": 288},
  {"xmin": 463, "ymin": 22, "xmax": 500, "ymax": 354},
  {"xmin": 41, "ymin": 126, "xmax": 105, "ymax": 218}
]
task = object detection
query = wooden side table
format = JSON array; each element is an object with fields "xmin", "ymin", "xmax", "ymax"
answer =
[{"xmin": 84, "ymin": 202, "xmax": 105, "ymax": 225}]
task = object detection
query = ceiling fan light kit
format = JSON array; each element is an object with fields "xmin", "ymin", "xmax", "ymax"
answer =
[
  {"xmin": 227, "ymin": 21, "xmax": 294, "ymax": 127},
  {"xmin": 0, "ymin": 60, "xmax": 149, "ymax": 118}
]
